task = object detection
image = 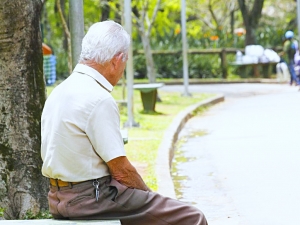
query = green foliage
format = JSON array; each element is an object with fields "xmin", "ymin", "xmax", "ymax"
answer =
[
  {"xmin": 255, "ymin": 0, "xmax": 297, "ymax": 48},
  {"xmin": 42, "ymin": 0, "xmax": 298, "ymax": 81},
  {"xmin": 22, "ymin": 210, "xmax": 52, "ymax": 219},
  {"xmin": 154, "ymin": 54, "xmax": 183, "ymax": 78},
  {"xmin": 138, "ymin": 53, "xmax": 222, "ymax": 79},
  {"xmin": 42, "ymin": 0, "xmax": 69, "ymax": 78},
  {"xmin": 0, "ymin": 207, "xmax": 4, "ymax": 218},
  {"xmin": 152, "ymin": 0, "xmax": 180, "ymax": 37},
  {"xmin": 188, "ymin": 54, "xmax": 223, "ymax": 79}
]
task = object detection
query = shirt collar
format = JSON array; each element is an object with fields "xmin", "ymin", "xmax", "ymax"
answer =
[{"xmin": 73, "ymin": 64, "xmax": 113, "ymax": 92}]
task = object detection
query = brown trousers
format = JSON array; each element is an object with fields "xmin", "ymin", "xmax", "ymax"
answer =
[{"xmin": 48, "ymin": 176, "xmax": 208, "ymax": 225}]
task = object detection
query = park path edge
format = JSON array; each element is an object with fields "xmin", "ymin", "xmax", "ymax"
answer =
[{"xmin": 156, "ymin": 94, "xmax": 225, "ymax": 198}]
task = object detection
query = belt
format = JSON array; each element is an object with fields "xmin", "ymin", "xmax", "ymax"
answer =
[{"xmin": 49, "ymin": 178, "xmax": 83, "ymax": 187}]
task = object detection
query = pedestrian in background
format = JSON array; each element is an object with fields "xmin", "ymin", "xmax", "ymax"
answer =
[
  {"xmin": 42, "ymin": 43, "xmax": 56, "ymax": 86},
  {"xmin": 280, "ymin": 30, "xmax": 300, "ymax": 88}
]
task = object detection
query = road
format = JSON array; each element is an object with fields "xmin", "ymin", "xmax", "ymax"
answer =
[{"xmin": 162, "ymin": 83, "xmax": 300, "ymax": 225}]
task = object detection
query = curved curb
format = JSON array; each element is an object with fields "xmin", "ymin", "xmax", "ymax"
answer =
[{"xmin": 155, "ymin": 94, "xmax": 225, "ymax": 198}]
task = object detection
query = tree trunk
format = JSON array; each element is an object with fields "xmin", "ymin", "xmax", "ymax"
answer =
[
  {"xmin": 0, "ymin": 0, "xmax": 48, "ymax": 219},
  {"xmin": 238, "ymin": 0, "xmax": 265, "ymax": 45},
  {"xmin": 230, "ymin": 10, "xmax": 234, "ymax": 36},
  {"xmin": 133, "ymin": 0, "xmax": 161, "ymax": 83},
  {"xmin": 139, "ymin": 31, "xmax": 157, "ymax": 83},
  {"xmin": 100, "ymin": 0, "xmax": 111, "ymax": 21}
]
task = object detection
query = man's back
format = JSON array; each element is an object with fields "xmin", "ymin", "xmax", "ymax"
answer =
[{"xmin": 41, "ymin": 65, "xmax": 125, "ymax": 182}]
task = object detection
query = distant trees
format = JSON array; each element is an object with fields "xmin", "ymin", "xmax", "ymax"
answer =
[
  {"xmin": 238, "ymin": 0, "xmax": 265, "ymax": 45},
  {"xmin": 132, "ymin": 0, "xmax": 162, "ymax": 83},
  {"xmin": 42, "ymin": 0, "xmax": 298, "ymax": 79}
]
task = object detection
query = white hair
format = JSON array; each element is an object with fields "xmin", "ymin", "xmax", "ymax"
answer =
[{"xmin": 79, "ymin": 21, "xmax": 130, "ymax": 64}]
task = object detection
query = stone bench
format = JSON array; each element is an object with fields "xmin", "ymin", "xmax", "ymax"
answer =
[
  {"xmin": 230, "ymin": 61, "xmax": 277, "ymax": 78},
  {"xmin": 0, "ymin": 219, "xmax": 120, "ymax": 224},
  {"xmin": 133, "ymin": 83, "xmax": 164, "ymax": 112}
]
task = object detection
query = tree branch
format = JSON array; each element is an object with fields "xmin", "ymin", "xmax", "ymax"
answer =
[
  {"xmin": 250, "ymin": 0, "xmax": 265, "ymax": 26},
  {"xmin": 238, "ymin": 0, "xmax": 249, "ymax": 26},
  {"xmin": 147, "ymin": 0, "xmax": 162, "ymax": 34},
  {"xmin": 208, "ymin": 0, "xmax": 220, "ymax": 28},
  {"xmin": 56, "ymin": 0, "xmax": 70, "ymax": 39},
  {"xmin": 56, "ymin": 0, "xmax": 72, "ymax": 73},
  {"xmin": 141, "ymin": 0, "xmax": 149, "ymax": 25}
]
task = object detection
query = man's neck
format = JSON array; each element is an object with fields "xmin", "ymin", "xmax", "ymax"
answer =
[{"xmin": 79, "ymin": 60, "xmax": 111, "ymax": 82}]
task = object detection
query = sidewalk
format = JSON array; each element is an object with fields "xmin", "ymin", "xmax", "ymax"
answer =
[{"xmin": 170, "ymin": 83, "xmax": 300, "ymax": 225}]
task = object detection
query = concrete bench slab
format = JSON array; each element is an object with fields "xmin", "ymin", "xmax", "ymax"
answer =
[
  {"xmin": 133, "ymin": 83, "xmax": 164, "ymax": 93},
  {"xmin": 133, "ymin": 83, "xmax": 165, "ymax": 112},
  {"xmin": 0, "ymin": 219, "xmax": 120, "ymax": 224}
]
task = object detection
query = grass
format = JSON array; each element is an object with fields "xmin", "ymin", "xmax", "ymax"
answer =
[
  {"xmin": 46, "ymin": 83, "xmax": 214, "ymax": 191},
  {"xmin": 23, "ymin": 210, "xmax": 52, "ymax": 220}
]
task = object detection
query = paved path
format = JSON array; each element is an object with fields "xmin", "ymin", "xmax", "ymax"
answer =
[{"xmin": 166, "ymin": 83, "xmax": 300, "ymax": 225}]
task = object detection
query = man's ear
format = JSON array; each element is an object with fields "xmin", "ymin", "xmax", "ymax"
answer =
[
  {"xmin": 112, "ymin": 53, "xmax": 123, "ymax": 69},
  {"xmin": 117, "ymin": 53, "xmax": 124, "ymax": 62}
]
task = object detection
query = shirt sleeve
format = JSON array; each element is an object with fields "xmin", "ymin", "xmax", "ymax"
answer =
[{"xmin": 85, "ymin": 96, "xmax": 126, "ymax": 162}]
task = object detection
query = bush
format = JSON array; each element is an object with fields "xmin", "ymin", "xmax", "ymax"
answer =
[{"xmin": 133, "ymin": 52, "xmax": 224, "ymax": 79}]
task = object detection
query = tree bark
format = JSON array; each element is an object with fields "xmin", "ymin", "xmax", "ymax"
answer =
[
  {"xmin": 138, "ymin": 26, "xmax": 157, "ymax": 83},
  {"xmin": 0, "ymin": 0, "xmax": 48, "ymax": 219},
  {"xmin": 238, "ymin": 0, "xmax": 265, "ymax": 45},
  {"xmin": 133, "ymin": 0, "xmax": 161, "ymax": 83}
]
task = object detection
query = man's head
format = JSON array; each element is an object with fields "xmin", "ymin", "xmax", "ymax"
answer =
[
  {"xmin": 79, "ymin": 21, "xmax": 130, "ymax": 86},
  {"xmin": 80, "ymin": 21, "xmax": 130, "ymax": 64}
]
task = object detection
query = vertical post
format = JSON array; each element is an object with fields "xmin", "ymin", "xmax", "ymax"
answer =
[
  {"xmin": 297, "ymin": 0, "xmax": 300, "ymax": 42},
  {"xmin": 120, "ymin": 0, "xmax": 126, "ymax": 101},
  {"xmin": 69, "ymin": 0, "xmax": 84, "ymax": 69},
  {"xmin": 220, "ymin": 48, "xmax": 228, "ymax": 79},
  {"xmin": 181, "ymin": 0, "xmax": 191, "ymax": 96},
  {"xmin": 124, "ymin": 0, "xmax": 138, "ymax": 127}
]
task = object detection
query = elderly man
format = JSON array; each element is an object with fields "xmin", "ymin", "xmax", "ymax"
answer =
[{"xmin": 41, "ymin": 21, "xmax": 207, "ymax": 225}]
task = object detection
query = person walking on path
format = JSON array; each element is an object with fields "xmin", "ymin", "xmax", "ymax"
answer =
[
  {"xmin": 280, "ymin": 30, "xmax": 300, "ymax": 88},
  {"xmin": 41, "ymin": 21, "xmax": 207, "ymax": 225}
]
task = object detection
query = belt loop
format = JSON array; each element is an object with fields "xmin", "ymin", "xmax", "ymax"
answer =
[
  {"xmin": 55, "ymin": 179, "xmax": 60, "ymax": 191},
  {"xmin": 68, "ymin": 182, "xmax": 73, "ymax": 189}
]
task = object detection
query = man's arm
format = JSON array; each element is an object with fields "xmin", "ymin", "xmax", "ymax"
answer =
[{"xmin": 107, "ymin": 156, "xmax": 151, "ymax": 192}]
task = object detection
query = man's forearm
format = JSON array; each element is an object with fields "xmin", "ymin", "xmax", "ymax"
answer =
[
  {"xmin": 112, "ymin": 169, "xmax": 151, "ymax": 191},
  {"xmin": 107, "ymin": 156, "xmax": 151, "ymax": 191}
]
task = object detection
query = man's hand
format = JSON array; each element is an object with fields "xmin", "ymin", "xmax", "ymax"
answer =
[{"xmin": 107, "ymin": 156, "xmax": 151, "ymax": 192}]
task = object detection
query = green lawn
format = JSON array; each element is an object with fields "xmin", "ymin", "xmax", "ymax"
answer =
[{"xmin": 47, "ymin": 83, "xmax": 213, "ymax": 190}]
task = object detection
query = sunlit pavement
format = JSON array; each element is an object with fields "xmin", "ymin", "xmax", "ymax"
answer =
[{"xmin": 164, "ymin": 83, "xmax": 300, "ymax": 225}]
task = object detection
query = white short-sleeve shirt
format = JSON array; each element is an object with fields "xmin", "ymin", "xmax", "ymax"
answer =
[{"xmin": 41, "ymin": 64, "xmax": 126, "ymax": 182}]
